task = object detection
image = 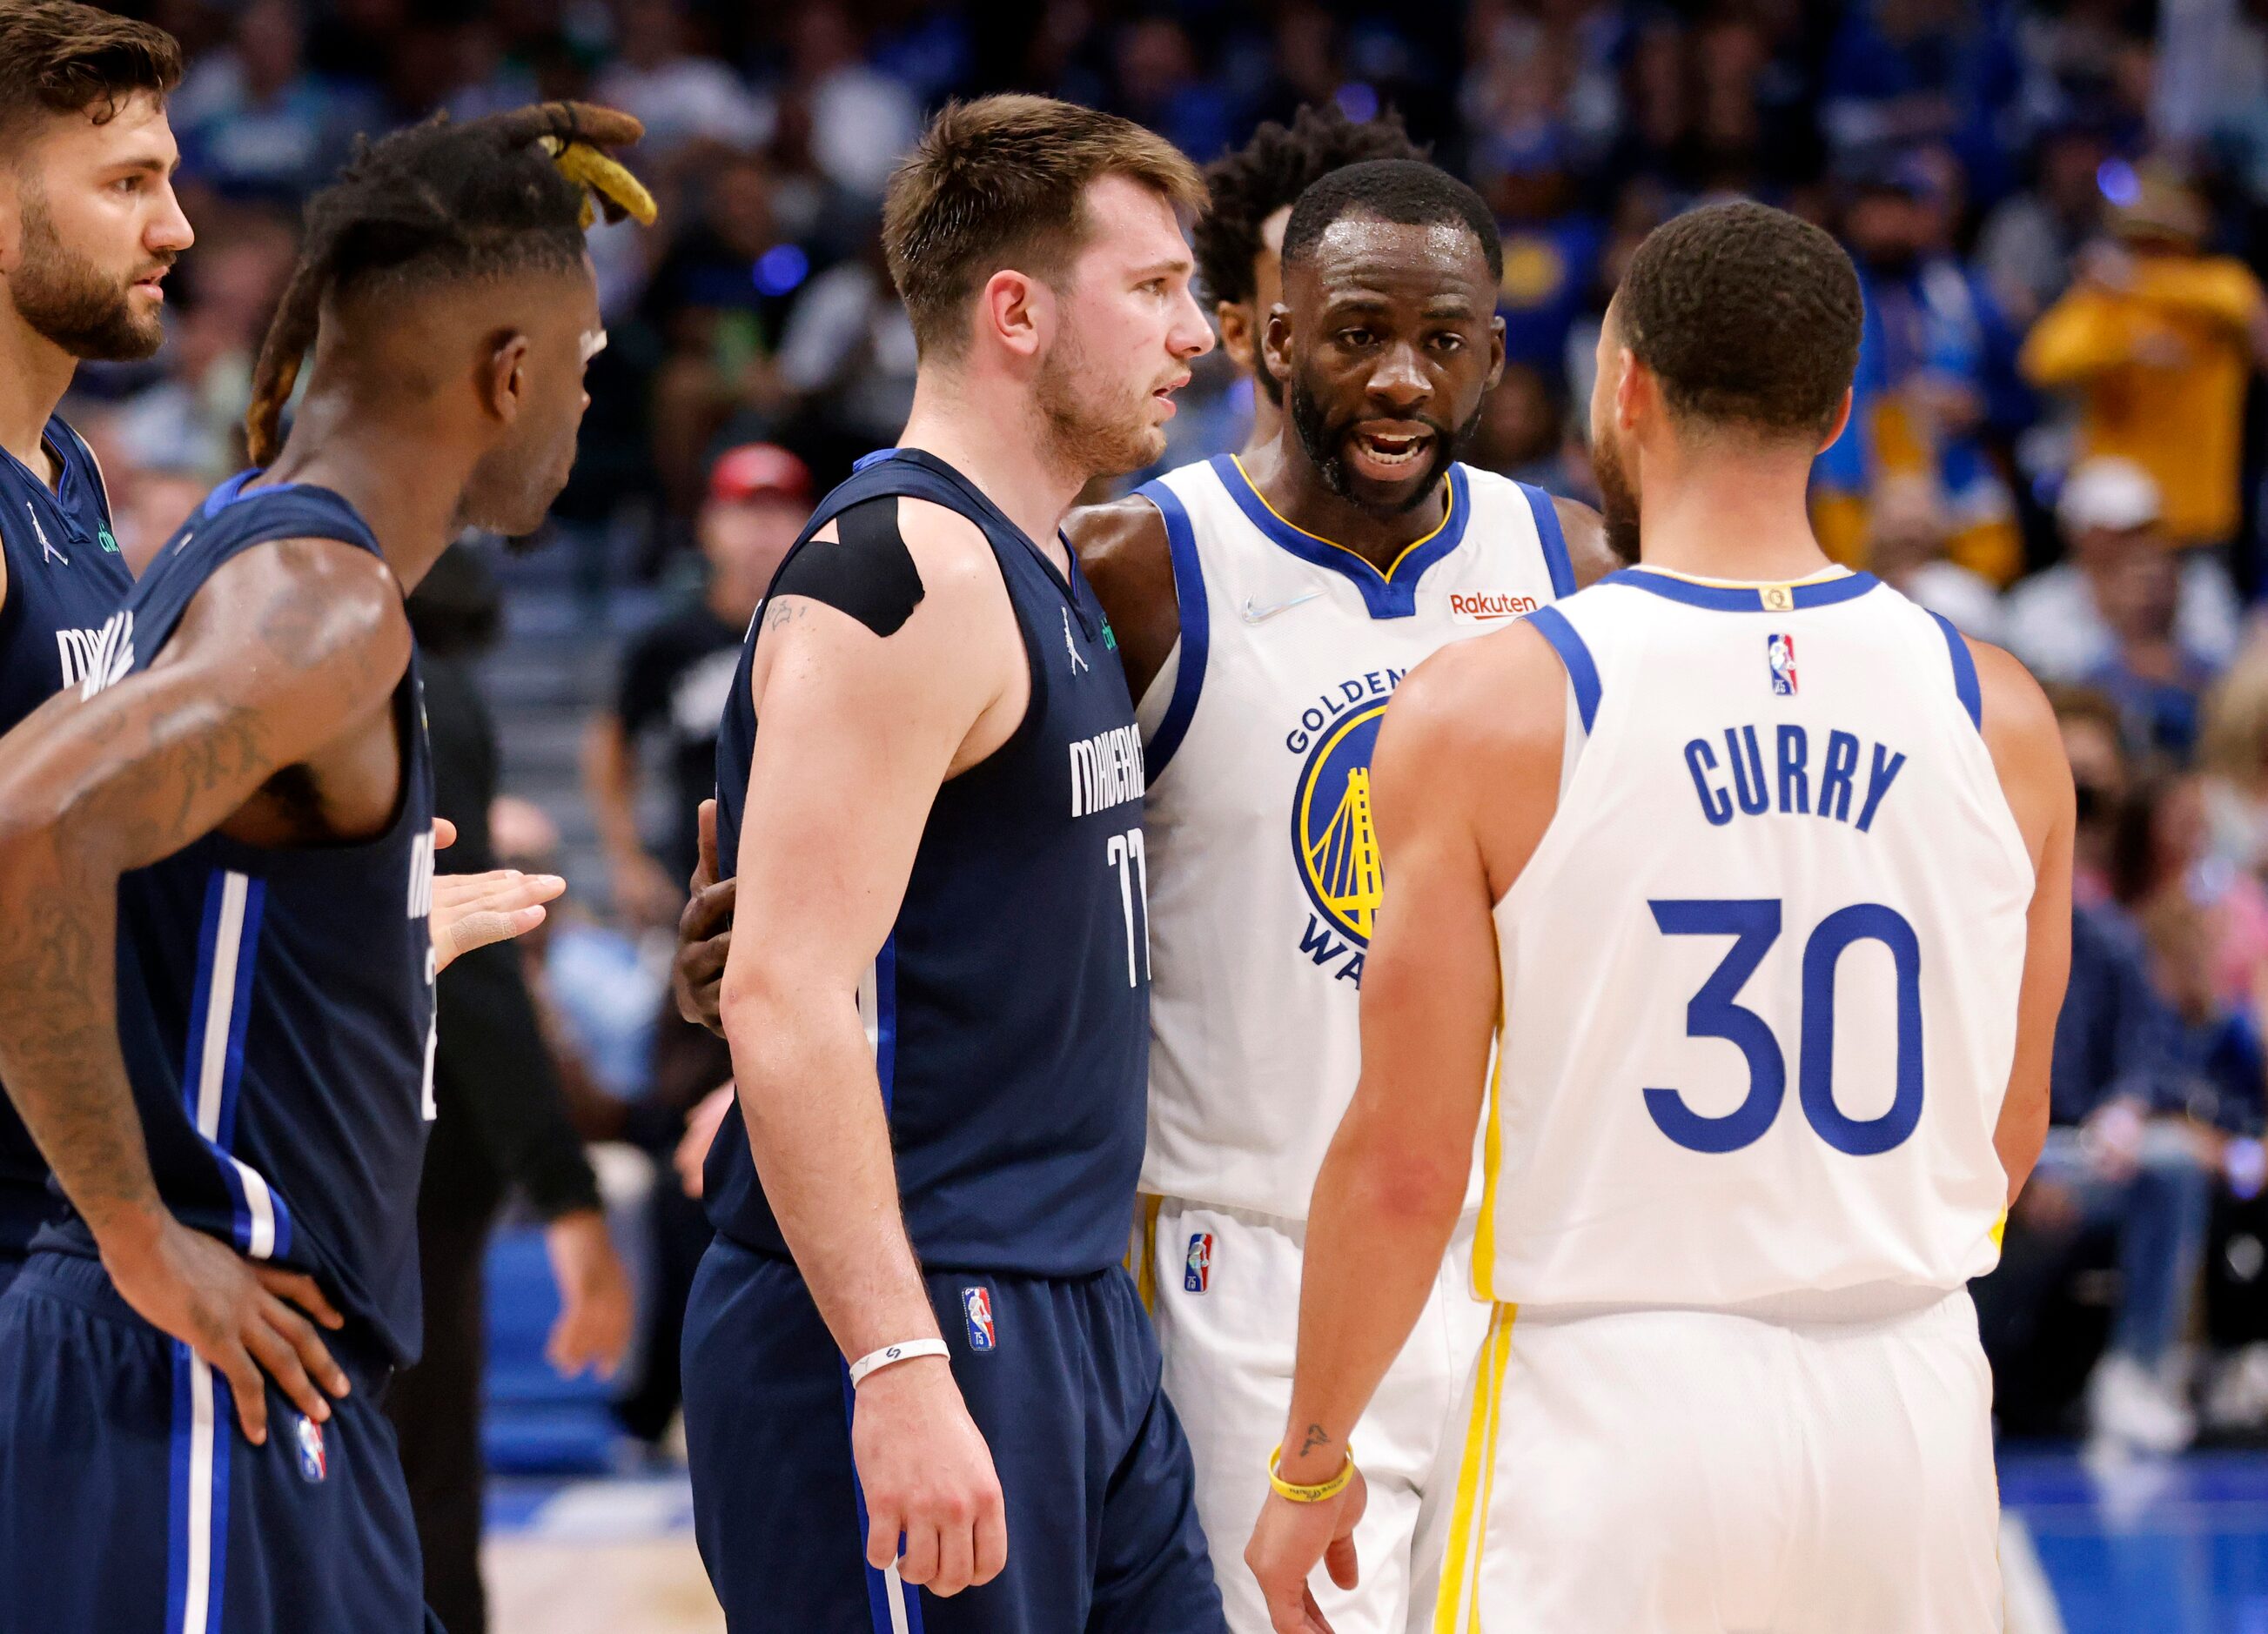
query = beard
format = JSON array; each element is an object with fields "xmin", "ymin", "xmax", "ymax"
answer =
[
  {"xmin": 1286, "ymin": 365, "xmax": 1479, "ymax": 516},
  {"xmin": 1034, "ymin": 327, "xmax": 1165, "ymax": 482},
  {"xmin": 12, "ymin": 191, "xmax": 169, "ymax": 362},
  {"xmin": 1591, "ymin": 425, "xmax": 1643, "ymax": 564}
]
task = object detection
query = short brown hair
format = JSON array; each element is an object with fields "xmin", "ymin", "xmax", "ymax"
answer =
[
  {"xmin": 1615, "ymin": 199, "xmax": 1862, "ymax": 439},
  {"xmin": 882, "ymin": 93, "xmax": 1204, "ymax": 358},
  {"xmin": 0, "ymin": 1, "xmax": 181, "ymax": 140}
]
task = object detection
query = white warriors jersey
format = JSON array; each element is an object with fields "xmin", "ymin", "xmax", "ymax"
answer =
[
  {"xmin": 1132, "ymin": 453, "xmax": 1573, "ymax": 1220},
  {"xmin": 1480, "ymin": 566, "xmax": 2033, "ymax": 1309}
]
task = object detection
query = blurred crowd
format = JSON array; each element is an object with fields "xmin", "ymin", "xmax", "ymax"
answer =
[{"xmin": 66, "ymin": 0, "xmax": 2268, "ymax": 1463}]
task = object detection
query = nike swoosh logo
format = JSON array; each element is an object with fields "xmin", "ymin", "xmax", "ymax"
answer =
[{"xmin": 1242, "ymin": 590, "xmax": 1323, "ymax": 623}]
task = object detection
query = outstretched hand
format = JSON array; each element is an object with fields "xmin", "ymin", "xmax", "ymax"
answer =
[{"xmin": 429, "ymin": 818, "xmax": 566, "ymax": 973}]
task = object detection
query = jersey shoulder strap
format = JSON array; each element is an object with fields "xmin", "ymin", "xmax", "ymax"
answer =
[
  {"xmin": 181, "ymin": 470, "xmax": 384, "ymax": 564},
  {"xmin": 46, "ymin": 415, "xmax": 114, "ymax": 532},
  {"xmin": 1458, "ymin": 464, "xmax": 1575, "ymax": 599},
  {"xmin": 806, "ymin": 447, "xmax": 1013, "ymax": 541}
]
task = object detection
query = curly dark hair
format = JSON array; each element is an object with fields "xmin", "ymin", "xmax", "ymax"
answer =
[
  {"xmin": 1192, "ymin": 103, "xmax": 1426, "ymax": 307},
  {"xmin": 1614, "ymin": 200, "xmax": 1862, "ymax": 439},
  {"xmin": 0, "ymin": 0, "xmax": 180, "ymax": 137},
  {"xmin": 245, "ymin": 102, "xmax": 652, "ymax": 465}
]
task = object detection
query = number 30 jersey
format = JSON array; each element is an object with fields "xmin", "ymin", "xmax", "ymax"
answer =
[{"xmin": 1485, "ymin": 567, "xmax": 2032, "ymax": 1309}]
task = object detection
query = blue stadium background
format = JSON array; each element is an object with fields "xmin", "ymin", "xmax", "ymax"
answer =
[{"xmin": 67, "ymin": 0, "xmax": 2268, "ymax": 1627}]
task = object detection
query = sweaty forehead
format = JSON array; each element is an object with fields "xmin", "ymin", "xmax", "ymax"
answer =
[{"xmin": 1293, "ymin": 215, "xmax": 1494, "ymax": 306}]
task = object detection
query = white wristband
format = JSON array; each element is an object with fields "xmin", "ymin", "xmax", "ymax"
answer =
[{"xmin": 849, "ymin": 1337, "xmax": 949, "ymax": 1388}]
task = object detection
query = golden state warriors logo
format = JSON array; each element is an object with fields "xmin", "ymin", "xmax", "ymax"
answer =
[{"xmin": 1293, "ymin": 702, "xmax": 1388, "ymax": 949}]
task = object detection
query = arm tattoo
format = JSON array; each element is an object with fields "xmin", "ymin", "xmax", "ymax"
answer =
[
  {"xmin": 0, "ymin": 545, "xmax": 396, "ymax": 1243},
  {"xmin": 1298, "ymin": 1423, "xmax": 1332, "ymax": 1459},
  {"xmin": 762, "ymin": 599, "xmax": 805, "ymax": 633},
  {"xmin": 0, "ymin": 851, "xmax": 151, "ymax": 1233}
]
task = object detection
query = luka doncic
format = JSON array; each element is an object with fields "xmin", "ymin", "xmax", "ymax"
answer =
[{"xmin": 681, "ymin": 97, "xmax": 1229, "ymax": 1632}]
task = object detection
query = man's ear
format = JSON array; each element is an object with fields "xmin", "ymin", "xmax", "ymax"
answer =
[
  {"xmin": 1485, "ymin": 314, "xmax": 1507, "ymax": 392},
  {"xmin": 1817, "ymin": 386, "xmax": 1855, "ymax": 454},
  {"xmin": 978, "ymin": 267, "xmax": 1050, "ymax": 360},
  {"xmin": 1260, "ymin": 304, "xmax": 1295, "ymax": 400},
  {"xmin": 1216, "ymin": 301, "xmax": 1257, "ymax": 376},
  {"xmin": 480, "ymin": 330, "xmax": 532, "ymax": 425},
  {"xmin": 1613, "ymin": 345, "xmax": 1647, "ymax": 433}
]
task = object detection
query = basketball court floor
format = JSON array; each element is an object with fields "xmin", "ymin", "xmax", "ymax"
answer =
[{"xmin": 478, "ymin": 1446, "xmax": 2268, "ymax": 1633}]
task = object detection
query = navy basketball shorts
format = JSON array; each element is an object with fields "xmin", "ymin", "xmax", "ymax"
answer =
[
  {"xmin": 682, "ymin": 1236, "xmax": 1228, "ymax": 1633},
  {"xmin": 0, "ymin": 1251, "xmax": 435, "ymax": 1633}
]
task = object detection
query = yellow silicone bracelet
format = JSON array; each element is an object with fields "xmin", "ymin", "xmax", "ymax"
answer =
[{"xmin": 1268, "ymin": 1443, "xmax": 1355, "ymax": 1503}]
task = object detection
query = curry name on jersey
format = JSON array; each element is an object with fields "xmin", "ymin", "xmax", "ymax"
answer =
[{"xmin": 1486, "ymin": 568, "xmax": 2032, "ymax": 1310}]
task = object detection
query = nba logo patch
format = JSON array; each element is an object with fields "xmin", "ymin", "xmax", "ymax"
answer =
[
  {"xmin": 292, "ymin": 1413, "xmax": 327, "ymax": 1483},
  {"xmin": 961, "ymin": 1286, "xmax": 996, "ymax": 1351},
  {"xmin": 1184, "ymin": 1232, "xmax": 1214, "ymax": 1293},
  {"xmin": 1767, "ymin": 633, "xmax": 1798, "ymax": 696}
]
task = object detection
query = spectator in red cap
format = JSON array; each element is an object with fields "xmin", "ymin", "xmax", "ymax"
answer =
[{"xmin": 582, "ymin": 442, "xmax": 811, "ymax": 928}]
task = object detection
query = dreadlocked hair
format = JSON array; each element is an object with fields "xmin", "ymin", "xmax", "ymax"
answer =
[
  {"xmin": 245, "ymin": 101, "xmax": 656, "ymax": 466},
  {"xmin": 1191, "ymin": 103, "xmax": 1427, "ymax": 307}
]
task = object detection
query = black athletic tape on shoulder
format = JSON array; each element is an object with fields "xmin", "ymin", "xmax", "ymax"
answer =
[{"xmin": 768, "ymin": 495, "xmax": 925, "ymax": 638}]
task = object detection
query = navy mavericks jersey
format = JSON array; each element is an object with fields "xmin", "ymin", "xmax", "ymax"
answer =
[
  {"xmin": 708, "ymin": 449, "xmax": 1151, "ymax": 1278},
  {"xmin": 0, "ymin": 417, "xmax": 131, "ymax": 1258},
  {"xmin": 39, "ymin": 471, "xmax": 438, "ymax": 1364}
]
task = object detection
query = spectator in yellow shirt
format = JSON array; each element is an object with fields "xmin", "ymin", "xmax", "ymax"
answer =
[{"xmin": 2021, "ymin": 167, "xmax": 2268, "ymax": 551}]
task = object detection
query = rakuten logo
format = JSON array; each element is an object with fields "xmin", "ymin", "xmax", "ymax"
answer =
[{"xmin": 1448, "ymin": 590, "xmax": 1539, "ymax": 624}]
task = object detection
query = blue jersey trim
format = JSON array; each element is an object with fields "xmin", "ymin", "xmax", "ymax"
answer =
[
  {"xmin": 837, "ymin": 890, "xmax": 923, "ymax": 1634},
  {"xmin": 1136, "ymin": 479, "xmax": 1208, "ymax": 776},
  {"xmin": 1602, "ymin": 568, "xmax": 1882, "ymax": 612},
  {"xmin": 841, "ymin": 1362, "xmax": 928, "ymax": 1633},
  {"xmin": 165, "ymin": 1345, "xmax": 191, "ymax": 1631},
  {"xmin": 1929, "ymin": 610, "xmax": 1983, "ymax": 731},
  {"xmin": 184, "ymin": 869, "xmax": 289, "ymax": 1261},
  {"xmin": 1520, "ymin": 482, "xmax": 1575, "ymax": 599},
  {"xmin": 167, "ymin": 1343, "xmax": 232, "ymax": 1634},
  {"xmin": 201, "ymin": 469, "xmax": 309, "ymax": 518},
  {"xmin": 1526, "ymin": 605, "xmax": 1600, "ymax": 733},
  {"xmin": 1207, "ymin": 453, "xmax": 1470, "ymax": 619},
  {"xmin": 216, "ymin": 879, "xmax": 265, "ymax": 1149},
  {"xmin": 873, "ymin": 936, "xmax": 900, "ymax": 1112}
]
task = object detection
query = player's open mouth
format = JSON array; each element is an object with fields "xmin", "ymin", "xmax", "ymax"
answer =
[
  {"xmin": 1151, "ymin": 374, "xmax": 1190, "ymax": 416},
  {"xmin": 1347, "ymin": 424, "xmax": 1433, "ymax": 480}
]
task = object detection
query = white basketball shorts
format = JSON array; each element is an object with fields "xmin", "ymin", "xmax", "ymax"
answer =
[
  {"xmin": 1147, "ymin": 1196, "xmax": 1492, "ymax": 1634},
  {"xmin": 1416, "ymin": 1285, "xmax": 2002, "ymax": 1634}
]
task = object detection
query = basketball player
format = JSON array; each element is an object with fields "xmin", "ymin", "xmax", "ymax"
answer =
[
  {"xmin": 680, "ymin": 96, "xmax": 1226, "ymax": 1631},
  {"xmin": 0, "ymin": 2, "xmax": 551, "ymax": 1298},
  {"xmin": 1248, "ymin": 201, "xmax": 2071, "ymax": 1633},
  {"xmin": 0, "ymin": 3, "xmax": 185, "ymax": 1286},
  {"xmin": 0, "ymin": 104, "xmax": 651, "ymax": 1629},
  {"xmin": 1194, "ymin": 104, "xmax": 1426, "ymax": 460},
  {"xmin": 667, "ymin": 147, "xmax": 1616, "ymax": 1631},
  {"xmin": 1071, "ymin": 158, "xmax": 1614, "ymax": 1634}
]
